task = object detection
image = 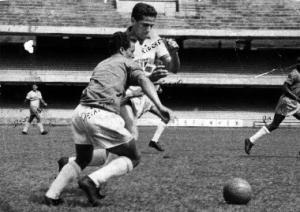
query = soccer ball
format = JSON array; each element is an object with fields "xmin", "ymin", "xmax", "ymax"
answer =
[{"xmin": 223, "ymin": 178, "xmax": 252, "ymax": 205}]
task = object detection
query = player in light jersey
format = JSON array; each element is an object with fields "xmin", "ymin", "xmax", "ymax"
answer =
[
  {"xmin": 244, "ymin": 58, "xmax": 300, "ymax": 155},
  {"xmin": 122, "ymin": 3, "xmax": 180, "ymax": 151},
  {"xmin": 44, "ymin": 32, "xmax": 173, "ymax": 206},
  {"xmin": 22, "ymin": 84, "xmax": 48, "ymax": 135}
]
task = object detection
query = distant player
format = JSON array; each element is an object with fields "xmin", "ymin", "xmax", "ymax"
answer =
[
  {"xmin": 245, "ymin": 58, "xmax": 300, "ymax": 154},
  {"xmin": 44, "ymin": 32, "xmax": 173, "ymax": 206},
  {"xmin": 22, "ymin": 84, "xmax": 48, "ymax": 135},
  {"xmin": 121, "ymin": 3, "xmax": 180, "ymax": 151}
]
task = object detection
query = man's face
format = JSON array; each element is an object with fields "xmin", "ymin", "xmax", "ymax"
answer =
[
  {"xmin": 122, "ymin": 41, "xmax": 135, "ymax": 59},
  {"xmin": 32, "ymin": 84, "xmax": 38, "ymax": 91},
  {"xmin": 132, "ymin": 16, "xmax": 156, "ymax": 41}
]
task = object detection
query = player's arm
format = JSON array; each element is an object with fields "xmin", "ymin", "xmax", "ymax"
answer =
[
  {"xmin": 282, "ymin": 82, "xmax": 300, "ymax": 102},
  {"xmin": 160, "ymin": 38, "xmax": 180, "ymax": 74},
  {"xmin": 136, "ymin": 74, "xmax": 172, "ymax": 120},
  {"xmin": 149, "ymin": 105, "xmax": 170, "ymax": 124},
  {"xmin": 40, "ymin": 98, "xmax": 47, "ymax": 107}
]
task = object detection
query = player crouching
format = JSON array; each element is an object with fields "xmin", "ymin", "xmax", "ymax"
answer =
[
  {"xmin": 44, "ymin": 32, "xmax": 173, "ymax": 206},
  {"xmin": 245, "ymin": 57, "xmax": 300, "ymax": 155}
]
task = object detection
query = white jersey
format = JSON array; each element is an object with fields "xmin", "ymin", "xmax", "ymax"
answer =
[
  {"xmin": 26, "ymin": 90, "xmax": 42, "ymax": 108},
  {"xmin": 133, "ymin": 31, "xmax": 169, "ymax": 75}
]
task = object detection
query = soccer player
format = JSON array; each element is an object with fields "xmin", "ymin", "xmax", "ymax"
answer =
[
  {"xmin": 244, "ymin": 58, "xmax": 300, "ymax": 155},
  {"xmin": 22, "ymin": 83, "xmax": 48, "ymax": 135},
  {"xmin": 121, "ymin": 2, "xmax": 180, "ymax": 151},
  {"xmin": 44, "ymin": 31, "xmax": 173, "ymax": 206}
]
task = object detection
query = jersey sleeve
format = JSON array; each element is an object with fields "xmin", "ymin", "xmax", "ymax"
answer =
[
  {"xmin": 38, "ymin": 91, "xmax": 43, "ymax": 99},
  {"xmin": 286, "ymin": 69, "xmax": 300, "ymax": 85},
  {"xmin": 126, "ymin": 60, "xmax": 145, "ymax": 85},
  {"xmin": 26, "ymin": 92, "xmax": 31, "ymax": 100},
  {"xmin": 155, "ymin": 36, "xmax": 170, "ymax": 59}
]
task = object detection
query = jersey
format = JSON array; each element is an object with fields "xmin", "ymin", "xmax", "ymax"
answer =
[
  {"xmin": 126, "ymin": 27, "xmax": 169, "ymax": 74},
  {"xmin": 285, "ymin": 69, "xmax": 300, "ymax": 98},
  {"xmin": 80, "ymin": 54, "xmax": 144, "ymax": 114},
  {"xmin": 26, "ymin": 90, "xmax": 42, "ymax": 108}
]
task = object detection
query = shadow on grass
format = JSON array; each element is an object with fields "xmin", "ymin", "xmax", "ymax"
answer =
[
  {"xmin": 0, "ymin": 197, "xmax": 17, "ymax": 212},
  {"xmin": 29, "ymin": 187, "xmax": 113, "ymax": 208}
]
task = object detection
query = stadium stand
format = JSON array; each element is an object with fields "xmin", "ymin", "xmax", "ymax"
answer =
[{"xmin": 0, "ymin": 0, "xmax": 300, "ymax": 126}]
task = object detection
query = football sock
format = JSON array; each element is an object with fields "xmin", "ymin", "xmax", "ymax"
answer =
[
  {"xmin": 22, "ymin": 122, "xmax": 30, "ymax": 132},
  {"xmin": 151, "ymin": 122, "xmax": 166, "ymax": 143},
  {"xmin": 46, "ymin": 160, "xmax": 81, "ymax": 199},
  {"xmin": 89, "ymin": 156, "xmax": 133, "ymax": 187},
  {"xmin": 37, "ymin": 122, "xmax": 44, "ymax": 133},
  {"xmin": 249, "ymin": 126, "xmax": 270, "ymax": 143},
  {"xmin": 69, "ymin": 149, "xmax": 108, "ymax": 166}
]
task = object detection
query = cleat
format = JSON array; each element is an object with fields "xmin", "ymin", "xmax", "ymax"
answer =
[
  {"xmin": 244, "ymin": 138, "xmax": 254, "ymax": 155},
  {"xmin": 22, "ymin": 131, "xmax": 28, "ymax": 135},
  {"xmin": 41, "ymin": 131, "xmax": 48, "ymax": 135},
  {"xmin": 149, "ymin": 140, "xmax": 165, "ymax": 152},
  {"xmin": 78, "ymin": 176, "xmax": 102, "ymax": 207},
  {"xmin": 44, "ymin": 195, "xmax": 64, "ymax": 206},
  {"xmin": 57, "ymin": 157, "xmax": 69, "ymax": 172}
]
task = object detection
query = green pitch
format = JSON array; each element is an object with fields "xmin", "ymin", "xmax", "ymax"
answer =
[{"xmin": 0, "ymin": 126, "xmax": 299, "ymax": 211}]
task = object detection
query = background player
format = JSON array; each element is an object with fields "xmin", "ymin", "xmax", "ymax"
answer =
[
  {"xmin": 245, "ymin": 57, "xmax": 300, "ymax": 154},
  {"xmin": 22, "ymin": 83, "xmax": 48, "ymax": 135},
  {"xmin": 44, "ymin": 32, "xmax": 173, "ymax": 206}
]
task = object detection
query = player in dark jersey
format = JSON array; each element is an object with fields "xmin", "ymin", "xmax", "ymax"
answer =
[
  {"xmin": 44, "ymin": 32, "xmax": 173, "ymax": 206},
  {"xmin": 245, "ymin": 58, "xmax": 300, "ymax": 155}
]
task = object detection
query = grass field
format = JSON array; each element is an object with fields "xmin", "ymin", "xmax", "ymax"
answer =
[{"xmin": 0, "ymin": 125, "xmax": 299, "ymax": 212}]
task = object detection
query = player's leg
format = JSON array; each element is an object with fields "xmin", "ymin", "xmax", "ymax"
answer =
[
  {"xmin": 78, "ymin": 139, "xmax": 140, "ymax": 206},
  {"xmin": 148, "ymin": 106, "xmax": 167, "ymax": 151},
  {"xmin": 45, "ymin": 144, "xmax": 93, "ymax": 205},
  {"xmin": 45, "ymin": 106, "xmax": 94, "ymax": 205},
  {"xmin": 35, "ymin": 110, "xmax": 47, "ymax": 135},
  {"xmin": 245, "ymin": 113, "xmax": 285, "ymax": 154},
  {"xmin": 120, "ymin": 104, "xmax": 138, "ymax": 140},
  {"xmin": 22, "ymin": 113, "xmax": 34, "ymax": 134},
  {"xmin": 58, "ymin": 148, "xmax": 109, "ymax": 172}
]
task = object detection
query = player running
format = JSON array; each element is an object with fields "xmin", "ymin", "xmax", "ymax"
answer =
[
  {"xmin": 44, "ymin": 31, "xmax": 173, "ymax": 206},
  {"xmin": 245, "ymin": 58, "xmax": 300, "ymax": 155},
  {"xmin": 22, "ymin": 83, "xmax": 48, "ymax": 135},
  {"xmin": 121, "ymin": 3, "xmax": 180, "ymax": 151}
]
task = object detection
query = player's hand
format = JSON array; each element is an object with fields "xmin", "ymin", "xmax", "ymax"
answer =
[
  {"xmin": 149, "ymin": 65, "xmax": 168, "ymax": 82},
  {"xmin": 158, "ymin": 105, "xmax": 173, "ymax": 124},
  {"xmin": 163, "ymin": 38, "xmax": 179, "ymax": 52},
  {"xmin": 44, "ymin": 103, "xmax": 48, "ymax": 107}
]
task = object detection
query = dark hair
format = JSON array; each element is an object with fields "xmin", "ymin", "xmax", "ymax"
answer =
[
  {"xmin": 131, "ymin": 3, "xmax": 157, "ymax": 21},
  {"xmin": 108, "ymin": 32, "xmax": 131, "ymax": 55}
]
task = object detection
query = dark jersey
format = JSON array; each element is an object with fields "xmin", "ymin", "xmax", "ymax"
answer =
[
  {"xmin": 80, "ymin": 54, "xmax": 144, "ymax": 114},
  {"xmin": 285, "ymin": 69, "xmax": 300, "ymax": 98}
]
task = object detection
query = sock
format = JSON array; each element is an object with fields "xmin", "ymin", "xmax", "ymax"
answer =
[
  {"xmin": 151, "ymin": 122, "xmax": 166, "ymax": 143},
  {"xmin": 23, "ymin": 122, "xmax": 30, "ymax": 132},
  {"xmin": 249, "ymin": 126, "xmax": 270, "ymax": 143},
  {"xmin": 46, "ymin": 160, "xmax": 81, "ymax": 199},
  {"xmin": 69, "ymin": 149, "xmax": 108, "ymax": 167},
  {"xmin": 37, "ymin": 122, "xmax": 44, "ymax": 133},
  {"xmin": 89, "ymin": 156, "xmax": 133, "ymax": 187}
]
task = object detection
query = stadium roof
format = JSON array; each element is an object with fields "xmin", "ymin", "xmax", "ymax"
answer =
[{"xmin": 0, "ymin": 0, "xmax": 300, "ymax": 38}]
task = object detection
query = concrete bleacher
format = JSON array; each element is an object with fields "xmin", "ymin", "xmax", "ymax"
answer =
[{"xmin": 0, "ymin": 0, "xmax": 300, "ymax": 127}]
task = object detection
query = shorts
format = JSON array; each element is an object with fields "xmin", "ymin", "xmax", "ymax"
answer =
[
  {"xmin": 29, "ymin": 106, "xmax": 41, "ymax": 118},
  {"xmin": 71, "ymin": 104, "xmax": 133, "ymax": 149},
  {"xmin": 274, "ymin": 96, "xmax": 300, "ymax": 116},
  {"xmin": 129, "ymin": 95, "xmax": 154, "ymax": 118}
]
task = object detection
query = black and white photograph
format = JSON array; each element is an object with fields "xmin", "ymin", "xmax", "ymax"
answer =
[{"xmin": 0, "ymin": 0, "xmax": 299, "ymax": 211}]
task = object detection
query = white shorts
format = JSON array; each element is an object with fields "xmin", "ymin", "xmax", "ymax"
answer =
[
  {"xmin": 72, "ymin": 104, "xmax": 133, "ymax": 149},
  {"xmin": 130, "ymin": 95, "xmax": 154, "ymax": 118}
]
